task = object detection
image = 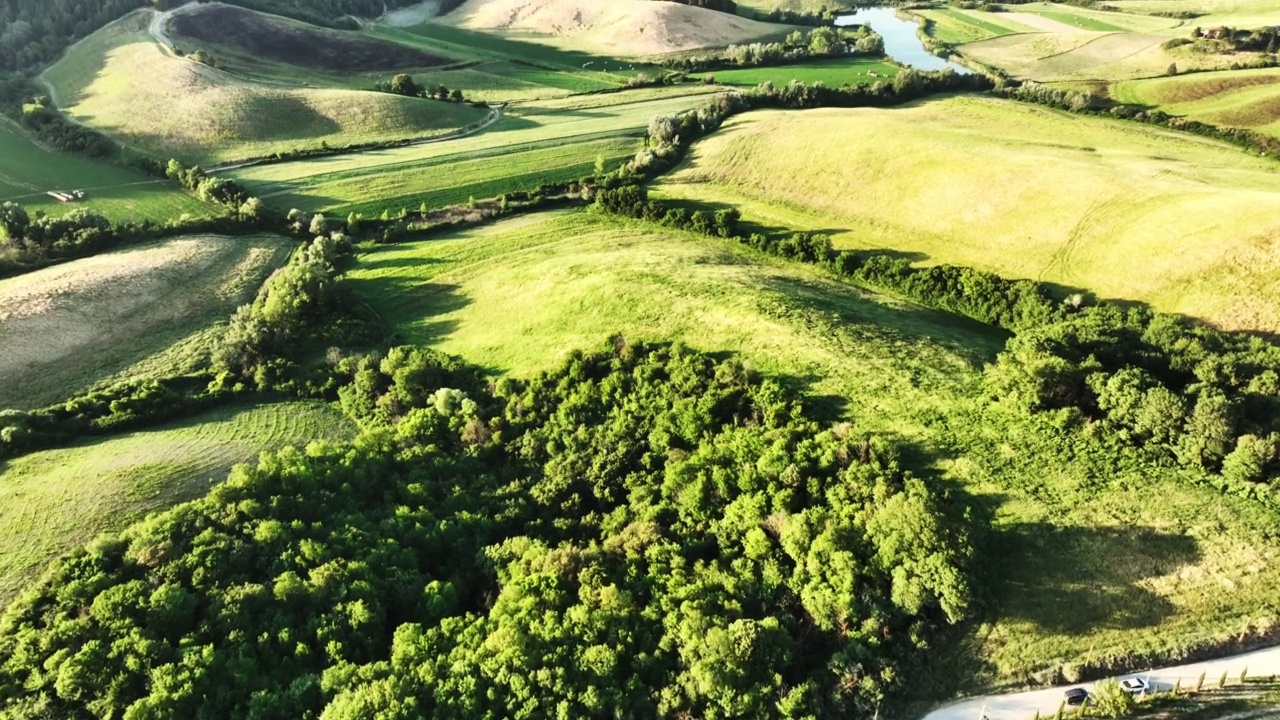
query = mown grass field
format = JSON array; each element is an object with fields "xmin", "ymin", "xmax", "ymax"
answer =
[
  {"xmin": 0, "ymin": 121, "xmax": 215, "ymax": 222},
  {"xmin": 914, "ymin": 8, "xmax": 1040, "ymax": 45},
  {"xmin": 41, "ymin": 12, "xmax": 487, "ymax": 165},
  {"xmin": 695, "ymin": 56, "xmax": 899, "ymax": 88},
  {"xmin": 0, "ymin": 235, "xmax": 292, "ymax": 410},
  {"xmin": 345, "ymin": 208, "xmax": 1280, "ymax": 692},
  {"xmin": 0, "ymin": 402, "xmax": 354, "ymax": 607},
  {"xmin": 655, "ymin": 96, "xmax": 1280, "ymax": 333},
  {"xmin": 1107, "ymin": 0, "xmax": 1280, "ymax": 29},
  {"xmin": 1114, "ymin": 67, "xmax": 1280, "ymax": 138},
  {"xmin": 227, "ymin": 86, "xmax": 721, "ymax": 215}
]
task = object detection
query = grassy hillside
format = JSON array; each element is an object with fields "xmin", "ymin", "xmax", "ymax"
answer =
[
  {"xmin": 1107, "ymin": 0, "xmax": 1280, "ymax": 29},
  {"xmin": 344, "ymin": 208, "xmax": 1280, "ymax": 690},
  {"xmin": 942, "ymin": 2, "xmax": 1261, "ymax": 82},
  {"xmin": 0, "ymin": 402, "xmax": 354, "ymax": 606},
  {"xmin": 0, "ymin": 121, "xmax": 216, "ymax": 222},
  {"xmin": 0, "ymin": 235, "xmax": 292, "ymax": 410},
  {"xmin": 655, "ymin": 96, "xmax": 1280, "ymax": 333},
  {"xmin": 40, "ymin": 12, "xmax": 487, "ymax": 165},
  {"xmin": 228, "ymin": 86, "xmax": 721, "ymax": 214},
  {"xmin": 435, "ymin": 0, "xmax": 791, "ymax": 57},
  {"xmin": 1114, "ymin": 67, "xmax": 1280, "ymax": 139}
]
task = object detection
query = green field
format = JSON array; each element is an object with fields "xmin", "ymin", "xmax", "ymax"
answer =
[
  {"xmin": 655, "ymin": 96, "xmax": 1280, "ymax": 334},
  {"xmin": 1114, "ymin": 67, "xmax": 1280, "ymax": 138},
  {"xmin": 0, "ymin": 401, "xmax": 354, "ymax": 606},
  {"xmin": 41, "ymin": 12, "xmax": 487, "ymax": 165},
  {"xmin": 1107, "ymin": 0, "xmax": 1280, "ymax": 28},
  {"xmin": 227, "ymin": 86, "xmax": 721, "ymax": 214},
  {"xmin": 0, "ymin": 121, "xmax": 215, "ymax": 222},
  {"xmin": 915, "ymin": 8, "xmax": 1040, "ymax": 45},
  {"xmin": 0, "ymin": 235, "xmax": 293, "ymax": 410},
  {"xmin": 696, "ymin": 56, "xmax": 899, "ymax": 88},
  {"xmin": 345, "ymin": 208, "xmax": 1280, "ymax": 690}
]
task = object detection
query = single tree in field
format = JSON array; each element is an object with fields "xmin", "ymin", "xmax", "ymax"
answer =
[
  {"xmin": 309, "ymin": 213, "xmax": 327, "ymax": 236},
  {"xmin": 389, "ymin": 73, "xmax": 419, "ymax": 97}
]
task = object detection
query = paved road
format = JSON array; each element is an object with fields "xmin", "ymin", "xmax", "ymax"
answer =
[{"xmin": 922, "ymin": 645, "xmax": 1280, "ymax": 720}]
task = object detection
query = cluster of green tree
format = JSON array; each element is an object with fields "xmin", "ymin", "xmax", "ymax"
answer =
[
  {"xmin": 0, "ymin": 375, "xmax": 232, "ymax": 458},
  {"xmin": 589, "ymin": 189, "xmax": 1280, "ymax": 501},
  {"xmin": 594, "ymin": 185, "xmax": 743, "ymax": 238},
  {"xmin": 1171, "ymin": 26, "xmax": 1280, "ymax": 54},
  {"xmin": 630, "ymin": 70, "xmax": 992, "ymax": 179},
  {"xmin": 16, "ymin": 94, "xmax": 117, "ymax": 157},
  {"xmin": 0, "ymin": 339, "xmax": 977, "ymax": 719},
  {"xmin": 666, "ymin": 27, "xmax": 884, "ymax": 73},
  {"xmin": 0, "ymin": 0, "xmax": 143, "ymax": 73},
  {"xmin": 987, "ymin": 304, "xmax": 1280, "ymax": 500},
  {"xmin": 0, "ymin": 202, "xmax": 137, "ymax": 275},
  {"xmin": 1001, "ymin": 81, "xmax": 1280, "ymax": 158},
  {"xmin": 163, "ymin": 159, "xmax": 267, "ymax": 222},
  {"xmin": 374, "ymin": 74, "xmax": 468, "ymax": 104},
  {"xmin": 742, "ymin": 7, "xmax": 842, "ymax": 27},
  {"xmin": 212, "ymin": 234, "xmax": 378, "ymax": 392}
]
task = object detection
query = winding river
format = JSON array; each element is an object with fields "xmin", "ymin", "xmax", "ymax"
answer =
[{"xmin": 836, "ymin": 7, "xmax": 971, "ymax": 74}]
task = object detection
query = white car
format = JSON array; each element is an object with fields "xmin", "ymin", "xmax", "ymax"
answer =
[{"xmin": 1119, "ymin": 677, "xmax": 1151, "ymax": 695}]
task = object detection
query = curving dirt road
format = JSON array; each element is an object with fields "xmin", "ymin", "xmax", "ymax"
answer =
[{"xmin": 922, "ymin": 645, "xmax": 1280, "ymax": 720}]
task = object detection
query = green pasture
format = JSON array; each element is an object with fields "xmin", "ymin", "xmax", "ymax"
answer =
[
  {"xmin": 374, "ymin": 23, "xmax": 639, "ymax": 78},
  {"xmin": 0, "ymin": 122, "xmax": 214, "ymax": 222},
  {"xmin": 1114, "ymin": 67, "xmax": 1280, "ymax": 138},
  {"xmin": 41, "ymin": 12, "xmax": 487, "ymax": 165},
  {"xmin": 0, "ymin": 235, "xmax": 293, "ymax": 410},
  {"xmin": 654, "ymin": 95, "xmax": 1280, "ymax": 334},
  {"xmin": 0, "ymin": 402, "xmax": 354, "ymax": 607},
  {"xmin": 1107, "ymin": 0, "xmax": 1280, "ymax": 29},
  {"xmin": 915, "ymin": 8, "xmax": 1039, "ymax": 45},
  {"xmin": 696, "ymin": 56, "xmax": 899, "ymax": 88},
  {"xmin": 228, "ymin": 88, "xmax": 720, "ymax": 214},
  {"xmin": 344, "ymin": 208, "xmax": 1280, "ymax": 691}
]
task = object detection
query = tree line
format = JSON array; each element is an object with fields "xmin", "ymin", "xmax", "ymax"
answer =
[
  {"xmin": 589, "ymin": 186, "xmax": 1280, "ymax": 504},
  {"xmin": 0, "ymin": 334, "xmax": 978, "ymax": 718},
  {"xmin": 665, "ymin": 26, "xmax": 885, "ymax": 73}
]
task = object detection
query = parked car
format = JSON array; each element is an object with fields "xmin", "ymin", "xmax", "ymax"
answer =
[
  {"xmin": 1120, "ymin": 677, "xmax": 1151, "ymax": 695},
  {"xmin": 1064, "ymin": 688, "xmax": 1089, "ymax": 706}
]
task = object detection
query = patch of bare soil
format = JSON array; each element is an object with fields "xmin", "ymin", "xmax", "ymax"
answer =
[{"xmin": 170, "ymin": 3, "xmax": 448, "ymax": 72}]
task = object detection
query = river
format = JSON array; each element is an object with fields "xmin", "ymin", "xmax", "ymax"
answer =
[{"xmin": 836, "ymin": 7, "xmax": 971, "ymax": 74}]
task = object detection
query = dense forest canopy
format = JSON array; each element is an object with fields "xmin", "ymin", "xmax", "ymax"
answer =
[{"xmin": 0, "ymin": 343, "xmax": 976, "ymax": 719}]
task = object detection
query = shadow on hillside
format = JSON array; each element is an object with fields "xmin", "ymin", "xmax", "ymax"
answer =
[{"xmin": 989, "ymin": 521, "xmax": 1200, "ymax": 633}]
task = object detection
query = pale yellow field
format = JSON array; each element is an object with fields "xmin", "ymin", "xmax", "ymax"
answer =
[
  {"xmin": 1115, "ymin": 67, "xmax": 1280, "ymax": 138},
  {"xmin": 436, "ymin": 0, "xmax": 789, "ymax": 56},
  {"xmin": 656, "ymin": 96, "xmax": 1280, "ymax": 332},
  {"xmin": 959, "ymin": 31, "xmax": 1245, "ymax": 81},
  {"xmin": 1108, "ymin": 0, "xmax": 1280, "ymax": 28},
  {"xmin": 41, "ymin": 12, "xmax": 485, "ymax": 164},
  {"xmin": 0, "ymin": 235, "xmax": 291, "ymax": 410}
]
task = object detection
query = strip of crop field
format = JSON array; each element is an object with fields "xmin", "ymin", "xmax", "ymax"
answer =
[
  {"xmin": 345, "ymin": 208, "xmax": 1280, "ymax": 689},
  {"xmin": 916, "ymin": 8, "xmax": 1040, "ymax": 44},
  {"xmin": 695, "ymin": 56, "xmax": 900, "ymax": 88},
  {"xmin": 0, "ymin": 122, "xmax": 215, "ymax": 222},
  {"xmin": 1114, "ymin": 68, "xmax": 1280, "ymax": 139},
  {"xmin": 228, "ymin": 88, "xmax": 720, "ymax": 214},
  {"xmin": 655, "ymin": 95, "xmax": 1280, "ymax": 333},
  {"xmin": 0, "ymin": 402, "xmax": 354, "ymax": 606},
  {"xmin": 0, "ymin": 235, "xmax": 293, "ymax": 410}
]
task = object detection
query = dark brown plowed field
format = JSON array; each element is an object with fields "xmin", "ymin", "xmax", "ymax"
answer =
[{"xmin": 170, "ymin": 3, "xmax": 448, "ymax": 72}]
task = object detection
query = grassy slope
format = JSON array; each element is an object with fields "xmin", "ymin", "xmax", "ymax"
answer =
[
  {"xmin": 0, "ymin": 121, "xmax": 215, "ymax": 222},
  {"xmin": 0, "ymin": 402, "xmax": 355, "ymax": 607},
  {"xmin": 1107, "ymin": 0, "xmax": 1280, "ymax": 29},
  {"xmin": 434, "ymin": 0, "xmax": 791, "ymax": 57},
  {"xmin": 228, "ymin": 86, "xmax": 721, "ymax": 214},
  {"xmin": 916, "ymin": 8, "xmax": 1041, "ymax": 45},
  {"xmin": 655, "ymin": 96, "xmax": 1280, "ymax": 333},
  {"xmin": 1114, "ymin": 67, "xmax": 1280, "ymax": 138},
  {"xmin": 40, "ymin": 12, "xmax": 486, "ymax": 165},
  {"xmin": 696, "ymin": 56, "xmax": 899, "ymax": 88},
  {"xmin": 0, "ymin": 235, "xmax": 292, "ymax": 410},
  {"xmin": 345, "ymin": 208, "xmax": 1280, "ymax": 691}
]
